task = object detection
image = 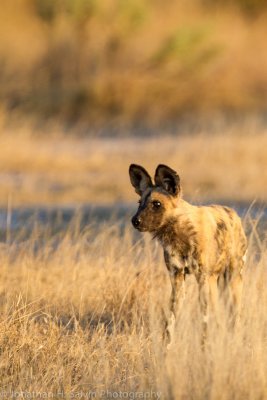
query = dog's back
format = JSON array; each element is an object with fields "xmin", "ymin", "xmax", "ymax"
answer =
[{"xmin": 153, "ymin": 200, "xmax": 247, "ymax": 280}]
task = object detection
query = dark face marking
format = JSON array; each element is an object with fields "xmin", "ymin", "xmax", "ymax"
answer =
[
  {"xmin": 139, "ymin": 190, "xmax": 152, "ymax": 209},
  {"xmin": 131, "ymin": 189, "xmax": 168, "ymax": 232}
]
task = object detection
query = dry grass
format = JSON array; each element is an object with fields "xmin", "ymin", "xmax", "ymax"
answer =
[
  {"xmin": 0, "ymin": 120, "xmax": 267, "ymax": 206},
  {"xmin": 0, "ymin": 212, "xmax": 266, "ymax": 398}
]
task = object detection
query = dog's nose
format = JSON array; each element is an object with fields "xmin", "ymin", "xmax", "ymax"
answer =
[{"xmin": 132, "ymin": 216, "xmax": 141, "ymax": 228}]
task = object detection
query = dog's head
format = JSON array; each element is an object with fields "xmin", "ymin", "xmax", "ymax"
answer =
[{"xmin": 129, "ymin": 164, "xmax": 181, "ymax": 233}]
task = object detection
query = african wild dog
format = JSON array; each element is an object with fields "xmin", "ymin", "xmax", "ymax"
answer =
[{"xmin": 129, "ymin": 164, "xmax": 247, "ymax": 344}]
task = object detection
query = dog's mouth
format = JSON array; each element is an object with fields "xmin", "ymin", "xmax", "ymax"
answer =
[{"xmin": 132, "ymin": 224, "xmax": 147, "ymax": 232}]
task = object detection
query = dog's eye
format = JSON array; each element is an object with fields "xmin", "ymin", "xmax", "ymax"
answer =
[{"xmin": 152, "ymin": 200, "xmax": 161, "ymax": 209}]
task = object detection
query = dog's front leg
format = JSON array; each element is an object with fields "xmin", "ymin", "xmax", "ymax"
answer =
[
  {"xmin": 166, "ymin": 268, "xmax": 185, "ymax": 348},
  {"xmin": 163, "ymin": 250, "xmax": 185, "ymax": 347}
]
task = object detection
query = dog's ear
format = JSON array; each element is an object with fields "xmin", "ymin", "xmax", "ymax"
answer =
[
  {"xmin": 129, "ymin": 164, "xmax": 153, "ymax": 196},
  {"xmin": 154, "ymin": 164, "xmax": 181, "ymax": 196}
]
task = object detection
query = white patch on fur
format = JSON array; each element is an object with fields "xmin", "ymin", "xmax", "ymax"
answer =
[{"xmin": 164, "ymin": 246, "xmax": 184, "ymax": 273}]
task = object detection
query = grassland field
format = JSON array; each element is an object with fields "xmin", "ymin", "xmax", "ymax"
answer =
[
  {"xmin": 1, "ymin": 0, "xmax": 267, "ymax": 396},
  {"xmin": 0, "ymin": 119, "xmax": 267, "ymax": 207},
  {"xmin": 0, "ymin": 119, "xmax": 266, "ymax": 397},
  {"xmin": 0, "ymin": 205, "xmax": 266, "ymax": 398}
]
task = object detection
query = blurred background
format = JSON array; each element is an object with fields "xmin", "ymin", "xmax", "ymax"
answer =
[{"xmin": 0, "ymin": 0, "xmax": 267, "ymax": 211}]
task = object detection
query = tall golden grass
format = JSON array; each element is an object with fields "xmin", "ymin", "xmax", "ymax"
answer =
[
  {"xmin": 0, "ymin": 211, "xmax": 266, "ymax": 398},
  {"xmin": 1, "ymin": 0, "xmax": 267, "ymax": 127}
]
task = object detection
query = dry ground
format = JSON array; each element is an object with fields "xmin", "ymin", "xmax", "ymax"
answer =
[
  {"xmin": 0, "ymin": 120, "xmax": 267, "ymax": 206},
  {"xmin": 0, "ymin": 213, "xmax": 266, "ymax": 398}
]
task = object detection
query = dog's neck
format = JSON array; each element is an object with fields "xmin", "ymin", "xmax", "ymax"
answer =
[{"xmin": 153, "ymin": 199, "xmax": 198, "ymax": 258}]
